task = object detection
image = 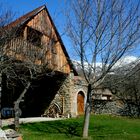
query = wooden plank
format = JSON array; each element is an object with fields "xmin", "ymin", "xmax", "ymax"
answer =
[{"xmin": 77, "ymin": 93, "xmax": 84, "ymax": 115}]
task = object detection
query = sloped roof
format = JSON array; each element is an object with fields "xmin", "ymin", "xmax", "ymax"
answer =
[
  {"xmin": 4, "ymin": 5, "xmax": 78, "ymax": 75},
  {"xmin": 5, "ymin": 5, "xmax": 45, "ymax": 29}
]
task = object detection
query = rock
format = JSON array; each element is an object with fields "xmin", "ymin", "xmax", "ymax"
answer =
[
  {"xmin": 4, "ymin": 129, "xmax": 22, "ymax": 140},
  {"xmin": 0, "ymin": 129, "xmax": 8, "ymax": 140},
  {"xmin": 7, "ymin": 136, "xmax": 23, "ymax": 140}
]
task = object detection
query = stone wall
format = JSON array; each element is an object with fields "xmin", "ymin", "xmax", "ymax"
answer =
[
  {"xmin": 46, "ymin": 73, "xmax": 87, "ymax": 118},
  {"xmin": 45, "ymin": 73, "xmax": 73, "ymax": 117},
  {"xmin": 92, "ymin": 99, "xmax": 140, "ymax": 117},
  {"xmin": 92, "ymin": 100, "xmax": 124, "ymax": 115}
]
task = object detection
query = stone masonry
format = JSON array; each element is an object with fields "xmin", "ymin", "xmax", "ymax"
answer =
[{"xmin": 45, "ymin": 72, "xmax": 87, "ymax": 118}]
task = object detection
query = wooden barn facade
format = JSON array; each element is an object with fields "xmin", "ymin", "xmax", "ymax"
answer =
[
  {"xmin": 1, "ymin": 5, "xmax": 87, "ymax": 118},
  {"xmin": 3, "ymin": 5, "xmax": 74, "ymax": 74}
]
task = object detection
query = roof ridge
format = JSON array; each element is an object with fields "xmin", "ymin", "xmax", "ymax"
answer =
[{"xmin": 4, "ymin": 5, "xmax": 46, "ymax": 29}]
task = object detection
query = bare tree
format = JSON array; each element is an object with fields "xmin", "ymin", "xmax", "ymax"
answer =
[
  {"xmin": 0, "ymin": 4, "xmax": 16, "ymax": 127},
  {"xmin": 66, "ymin": 0, "xmax": 140, "ymax": 138},
  {"xmin": 104, "ymin": 62, "xmax": 140, "ymax": 117},
  {"xmin": 0, "ymin": 23, "xmax": 57, "ymax": 131},
  {"xmin": 0, "ymin": 29, "xmax": 39, "ymax": 129},
  {"xmin": 0, "ymin": 2, "xmax": 15, "ymax": 27}
]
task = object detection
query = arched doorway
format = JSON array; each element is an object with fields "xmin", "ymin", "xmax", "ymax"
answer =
[{"xmin": 77, "ymin": 91, "xmax": 85, "ymax": 115}]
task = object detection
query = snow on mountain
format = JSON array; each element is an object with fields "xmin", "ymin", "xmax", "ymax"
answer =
[
  {"xmin": 72, "ymin": 56, "xmax": 139, "ymax": 74},
  {"xmin": 113, "ymin": 56, "xmax": 138, "ymax": 68}
]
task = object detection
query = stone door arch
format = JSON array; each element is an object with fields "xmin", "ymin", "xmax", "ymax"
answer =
[{"xmin": 77, "ymin": 91, "xmax": 85, "ymax": 115}]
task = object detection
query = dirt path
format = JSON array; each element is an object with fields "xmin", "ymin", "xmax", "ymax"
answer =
[{"xmin": 2, "ymin": 117, "xmax": 64, "ymax": 127}]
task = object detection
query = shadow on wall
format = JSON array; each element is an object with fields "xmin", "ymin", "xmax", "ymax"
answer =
[
  {"xmin": 22, "ymin": 74, "xmax": 67, "ymax": 117},
  {"xmin": 2, "ymin": 72, "xmax": 68, "ymax": 118}
]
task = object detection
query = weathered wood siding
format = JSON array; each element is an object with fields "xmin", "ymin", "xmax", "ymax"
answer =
[{"xmin": 4, "ymin": 9, "xmax": 71, "ymax": 74}]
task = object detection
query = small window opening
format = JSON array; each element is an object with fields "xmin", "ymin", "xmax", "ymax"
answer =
[{"xmin": 27, "ymin": 27, "xmax": 43, "ymax": 47}]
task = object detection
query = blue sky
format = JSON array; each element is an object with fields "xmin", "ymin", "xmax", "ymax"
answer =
[
  {"xmin": 3, "ymin": 0, "xmax": 64, "ymax": 17},
  {"xmin": 2, "ymin": 0, "xmax": 66, "ymax": 33},
  {"xmin": 1, "ymin": 1, "xmax": 139, "ymax": 61},
  {"xmin": 1, "ymin": 0, "xmax": 73, "ymax": 57}
]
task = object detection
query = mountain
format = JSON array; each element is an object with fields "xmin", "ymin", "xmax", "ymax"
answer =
[{"xmin": 72, "ymin": 56, "xmax": 139, "ymax": 76}]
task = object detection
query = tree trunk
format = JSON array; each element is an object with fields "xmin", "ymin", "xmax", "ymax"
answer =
[
  {"xmin": 82, "ymin": 84, "xmax": 92, "ymax": 138},
  {"xmin": 14, "ymin": 82, "xmax": 31, "ymax": 131},
  {"xmin": 0, "ymin": 73, "xmax": 2, "ymax": 128},
  {"xmin": 14, "ymin": 102, "xmax": 20, "ymax": 131}
]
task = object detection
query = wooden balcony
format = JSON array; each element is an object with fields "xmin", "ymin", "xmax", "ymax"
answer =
[{"xmin": 4, "ymin": 37, "xmax": 70, "ymax": 74}]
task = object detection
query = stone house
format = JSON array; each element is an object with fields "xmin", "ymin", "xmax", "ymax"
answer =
[
  {"xmin": 93, "ymin": 87, "xmax": 112, "ymax": 100},
  {"xmin": 1, "ymin": 5, "xmax": 87, "ymax": 118}
]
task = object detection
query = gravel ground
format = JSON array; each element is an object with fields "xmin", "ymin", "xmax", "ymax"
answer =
[{"xmin": 2, "ymin": 117, "xmax": 64, "ymax": 127}]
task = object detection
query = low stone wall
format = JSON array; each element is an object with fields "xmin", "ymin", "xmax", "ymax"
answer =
[
  {"xmin": 92, "ymin": 100, "xmax": 121, "ymax": 114},
  {"xmin": 92, "ymin": 100, "xmax": 140, "ymax": 117},
  {"xmin": 92, "ymin": 100, "xmax": 124, "ymax": 115}
]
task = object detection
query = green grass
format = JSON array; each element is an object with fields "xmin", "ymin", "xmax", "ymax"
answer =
[{"xmin": 6, "ymin": 115, "xmax": 140, "ymax": 140}]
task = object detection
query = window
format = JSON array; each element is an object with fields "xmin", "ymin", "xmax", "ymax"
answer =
[
  {"xmin": 27, "ymin": 27, "xmax": 43, "ymax": 47},
  {"xmin": 48, "ymin": 38, "xmax": 57, "ymax": 54}
]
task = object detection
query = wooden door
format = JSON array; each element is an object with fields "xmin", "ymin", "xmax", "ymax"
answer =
[{"xmin": 77, "ymin": 92, "xmax": 84, "ymax": 115}]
